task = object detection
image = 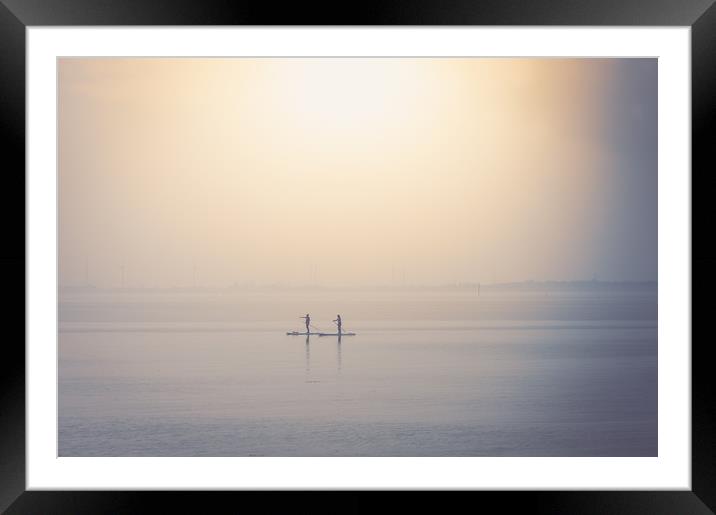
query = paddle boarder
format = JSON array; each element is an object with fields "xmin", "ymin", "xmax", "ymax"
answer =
[
  {"xmin": 333, "ymin": 314, "xmax": 342, "ymax": 336},
  {"xmin": 300, "ymin": 314, "xmax": 310, "ymax": 334}
]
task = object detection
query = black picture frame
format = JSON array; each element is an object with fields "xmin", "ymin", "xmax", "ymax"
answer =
[{"xmin": 2, "ymin": 1, "xmax": 711, "ymax": 513}]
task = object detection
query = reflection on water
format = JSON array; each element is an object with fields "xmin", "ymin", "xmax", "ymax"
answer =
[
  {"xmin": 303, "ymin": 335, "xmax": 342, "ymax": 377},
  {"xmin": 58, "ymin": 289, "xmax": 657, "ymax": 457},
  {"xmin": 305, "ymin": 335, "xmax": 310, "ymax": 373}
]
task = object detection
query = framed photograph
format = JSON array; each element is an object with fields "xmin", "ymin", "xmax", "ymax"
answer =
[{"xmin": 3, "ymin": 0, "xmax": 710, "ymax": 512}]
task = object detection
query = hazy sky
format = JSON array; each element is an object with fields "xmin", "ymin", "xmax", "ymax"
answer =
[{"xmin": 59, "ymin": 58, "xmax": 657, "ymax": 288}]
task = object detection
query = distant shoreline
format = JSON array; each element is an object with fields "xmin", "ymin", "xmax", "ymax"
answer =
[{"xmin": 59, "ymin": 280, "xmax": 658, "ymax": 295}]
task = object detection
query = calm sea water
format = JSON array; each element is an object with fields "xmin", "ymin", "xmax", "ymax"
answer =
[{"xmin": 58, "ymin": 288, "xmax": 657, "ymax": 456}]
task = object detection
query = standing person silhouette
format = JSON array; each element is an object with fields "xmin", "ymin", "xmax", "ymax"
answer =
[
  {"xmin": 333, "ymin": 314, "xmax": 342, "ymax": 336},
  {"xmin": 300, "ymin": 314, "xmax": 310, "ymax": 334}
]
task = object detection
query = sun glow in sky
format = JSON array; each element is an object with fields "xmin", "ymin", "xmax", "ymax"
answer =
[{"xmin": 59, "ymin": 58, "xmax": 657, "ymax": 288}]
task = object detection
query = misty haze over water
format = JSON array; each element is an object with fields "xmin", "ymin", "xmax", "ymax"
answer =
[
  {"xmin": 59, "ymin": 284, "xmax": 657, "ymax": 456},
  {"xmin": 57, "ymin": 58, "xmax": 658, "ymax": 457}
]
